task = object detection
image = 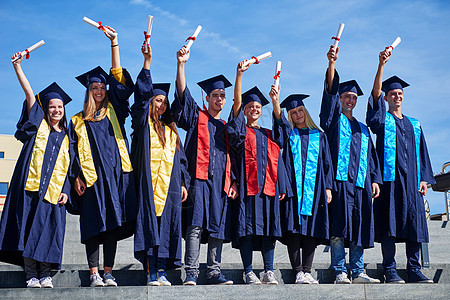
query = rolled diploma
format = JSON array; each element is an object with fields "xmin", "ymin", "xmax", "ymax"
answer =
[
  {"xmin": 333, "ymin": 23, "xmax": 345, "ymax": 47},
  {"xmin": 243, "ymin": 51, "xmax": 272, "ymax": 67},
  {"xmin": 83, "ymin": 16, "xmax": 117, "ymax": 38},
  {"xmin": 144, "ymin": 15, "xmax": 153, "ymax": 54},
  {"xmin": 274, "ymin": 61, "xmax": 282, "ymax": 87},
  {"xmin": 387, "ymin": 37, "xmax": 401, "ymax": 51},
  {"xmin": 11, "ymin": 40, "xmax": 45, "ymax": 62},
  {"xmin": 185, "ymin": 25, "xmax": 202, "ymax": 50}
]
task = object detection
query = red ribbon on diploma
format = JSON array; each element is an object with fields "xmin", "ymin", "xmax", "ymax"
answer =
[
  {"xmin": 385, "ymin": 46, "xmax": 393, "ymax": 51},
  {"xmin": 97, "ymin": 21, "xmax": 107, "ymax": 34},
  {"xmin": 144, "ymin": 31, "xmax": 151, "ymax": 39},
  {"xmin": 25, "ymin": 49, "xmax": 30, "ymax": 59},
  {"xmin": 274, "ymin": 71, "xmax": 281, "ymax": 80},
  {"xmin": 186, "ymin": 36, "xmax": 196, "ymax": 42},
  {"xmin": 331, "ymin": 36, "xmax": 340, "ymax": 41},
  {"xmin": 251, "ymin": 56, "xmax": 260, "ymax": 64}
]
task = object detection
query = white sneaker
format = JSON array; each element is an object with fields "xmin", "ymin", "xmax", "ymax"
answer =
[
  {"xmin": 262, "ymin": 270, "xmax": 278, "ymax": 285},
  {"xmin": 302, "ymin": 272, "xmax": 319, "ymax": 284},
  {"xmin": 245, "ymin": 271, "xmax": 262, "ymax": 285},
  {"xmin": 352, "ymin": 273, "xmax": 380, "ymax": 284},
  {"xmin": 90, "ymin": 272, "xmax": 105, "ymax": 287},
  {"xmin": 39, "ymin": 276, "xmax": 54, "ymax": 288},
  {"xmin": 103, "ymin": 272, "xmax": 118, "ymax": 287},
  {"xmin": 335, "ymin": 272, "xmax": 351, "ymax": 284},
  {"xmin": 26, "ymin": 277, "xmax": 41, "ymax": 288},
  {"xmin": 295, "ymin": 271, "xmax": 305, "ymax": 284}
]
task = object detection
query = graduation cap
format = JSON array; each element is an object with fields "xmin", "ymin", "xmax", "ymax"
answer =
[
  {"xmin": 339, "ymin": 80, "xmax": 363, "ymax": 96},
  {"xmin": 382, "ymin": 75, "xmax": 409, "ymax": 93},
  {"xmin": 280, "ymin": 94, "xmax": 310, "ymax": 111},
  {"xmin": 75, "ymin": 66, "xmax": 109, "ymax": 88},
  {"xmin": 36, "ymin": 82, "xmax": 72, "ymax": 110},
  {"xmin": 153, "ymin": 83, "xmax": 170, "ymax": 97},
  {"xmin": 242, "ymin": 86, "xmax": 269, "ymax": 108},
  {"xmin": 197, "ymin": 74, "xmax": 232, "ymax": 95}
]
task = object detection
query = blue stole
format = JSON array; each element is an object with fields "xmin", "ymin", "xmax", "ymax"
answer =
[
  {"xmin": 290, "ymin": 128, "xmax": 320, "ymax": 225},
  {"xmin": 336, "ymin": 115, "xmax": 369, "ymax": 188},
  {"xmin": 384, "ymin": 113, "xmax": 421, "ymax": 188}
]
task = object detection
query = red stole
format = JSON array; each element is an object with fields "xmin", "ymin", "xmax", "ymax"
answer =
[
  {"xmin": 196, "ymin": 109, "xmax": 232, "ymax": 193},
  {"xmin": 245, "ymin": 127, "xmax": 279, "ymax": 197}
]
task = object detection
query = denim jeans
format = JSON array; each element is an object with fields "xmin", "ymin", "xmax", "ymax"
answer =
[
  {"xmin": 147, "ymin": 254, "xmax": 167, "ymax": 274},
  {"xmin": 330, "ymin": 236, "xmax": 364, "ymax": 278},
  {"xmin": 381, "ymin": 237, "xmax": 421, "ymax": 271},
  {"xmin": 239, "ymin": 236, "xmax": 275, "ymax": 273}
]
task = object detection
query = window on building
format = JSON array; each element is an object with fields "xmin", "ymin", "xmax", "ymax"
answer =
[
  {"xmin": 0, "ymin": 152, "xmax": 4, "ymax": 158},
  {"xmin": 0, "ymin": 183, "xmax": 8, "ymax": 195}
]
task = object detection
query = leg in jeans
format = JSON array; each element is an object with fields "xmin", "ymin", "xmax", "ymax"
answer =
[
  {"xmin": 349, "ymin": 240, "xmax": 364, "ymax": 278},
  {"xmin": 381, "ymin": 236, "xmax": 397, "ymax": 271},
  {"xmin": 103, "ymin": 230, "xmax": 118, "ymax": 274},
  {"xmin": 23, "ymin": 257, "xmax": 38, "ymax": 280},
  {"xmin": 239, "ymin": 236, "xmax": 254, "ymax": 274},
  {"xmin": 405, "ymin": 241, "xmax": 421, "ymax": 271},
  {"xmin": 207, "ymin": 235, "xmax": 223, "ymax": 276},
  {"xmin": 301, "ymin": 236, "xmax": 317, "ymax": 274},
  {"xmin": 286, "ymin": 233, "xmax": 302, "ymax": 273},
  {"xmin": 330, "ymin": 236, "xmax": 347, "ymax": 275},
  {"xmin": 261, "ymin": 237, "xmax": 275, "ymax": 272},
  {"xmin": 184, "ymin": 226, "xmax": 202, "ymax": 275},
  {"xmin": 147, "ymin": 255, "xmax": 157, "ymax": 275},
  {"xmin": 157, "ymin": 257, "xmax": 167, "ymax": 272},
  {"xmin": 39, "ymin": 262, "xmax": 52, "ymax": 278}
]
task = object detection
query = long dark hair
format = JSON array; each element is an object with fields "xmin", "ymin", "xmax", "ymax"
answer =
[
  {"xmin": 150, "ymin": 96, "xmax": 181, "ymax": 151},
  {"xmin": 44, "ymin": 107, "xmax": 68, "ymax": 133}
]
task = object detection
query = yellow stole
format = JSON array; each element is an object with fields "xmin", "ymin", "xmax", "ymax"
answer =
[
  {"xmin": 149, "ymin": 119, "xmax": 176, "ymax": 216},
  {"xmin": 25, "ymin": 120, "xmax": 70, "ymax": 205},
  {"xmin": 71, "ymin": 102, "xmax": 132, "ymax": 187}
]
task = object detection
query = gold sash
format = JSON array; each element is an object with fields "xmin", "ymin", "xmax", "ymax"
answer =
[
  {"xmin": 25, "ymin": 120, "xmax": 70, "ymax": 205},
  {"xmin": 71, "ymin": 102, "xmax": 132, "ymax": 187},
  {"xmin": 149, "ymin": 119, "xmax": 176, "ymax": 216}
]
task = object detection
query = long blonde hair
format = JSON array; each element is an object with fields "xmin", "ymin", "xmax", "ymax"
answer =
[
  {"xmin": 83, "ymin": 83, "xmax": 108, "ymax": 121},
  {"xmin": 287, "ymin": 105, "xmax": 319, "ymax": 130}
]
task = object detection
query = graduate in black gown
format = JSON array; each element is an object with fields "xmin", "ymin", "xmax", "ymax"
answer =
[
  {"xmin": 173, "ymin": 46, "xmax": 239, "ymax": 285},
  {"xmin": 68, "ymin": 25, "xmax": 136, "ymax": 287},
  {"xmin": 270, "ymin": 84, "xmax": 334, "ymax": 284},
  {"xmin": 131, "ymin": 45, "xmax": 189, "ymax": 286},
  {"xmin": 226, "ymin": 61, "xmax": 289, "ymax": 285},
  {"xmin": 321, "ymin": 45, "xmax": 382, "ymax": 284},
  {"xmin": 0, "ymin": 52, "xmax": 72, "ymax": 288},
  {"xmin": 366, "ymin": 48, "xmax": 435, "ymax": 284}
]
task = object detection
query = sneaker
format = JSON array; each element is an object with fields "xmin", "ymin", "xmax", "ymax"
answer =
[
  {"xmin": 407, "ymin": 269, "xmax": 433, "ymax": 283},
  {"xmin": 90, "ymin": 272, "xmax": 105, "ymax": 287},
  {"xmin": 295, "ymin": 271, "xmax": 305, "ymax": 284},
  {"xmin": 302, "ymin": 272, "xmax": 319, "ymax": 284},
  {"xmin": 352, "ymin": 273, "xmax": 380, "ymax": 284},
  {"xmin": 103, "ymin": 271, "xmax": 118, "ymax": 287},
  {"xmin": 384, "ymin": 269, "xmax": 405, "ymax": 284},
  {"xmin": 39, "ymin": 276, "xmax": 54, "ymax": 288},
  {"xmin": 335, "ymin": 272, "xmax": 351, "ymax": 284},
  {"xmin": 262, "ymin": 270, "xmax": 278, "ymax": 285},
  {"xmin": 183, "ymin": 271, "xmax": 198, "ymax": 286},
  {"xmin": 207, "ymin": 272, "xmax": 233, "ymax": 285},
  {"xmin": 147, "ymin": 272, "xmax": 160, "ymax": 286},
  {"xmin": 244, "ymin": 271, "xmax": 261, "ymax": 285},
  {"xmin": 157, "ymin": 270, "xmax": 172, "ymax": 286},
  {"xmin": 26, "ymin": 277, "xmax": 41, "ymax": 288}
]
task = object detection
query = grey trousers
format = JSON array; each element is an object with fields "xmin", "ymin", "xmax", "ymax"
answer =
[{"xmin": 184, "ymin": 226, "xmax": 223, "ymax": 276}]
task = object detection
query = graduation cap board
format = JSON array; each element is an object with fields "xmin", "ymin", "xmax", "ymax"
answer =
[
  {"xmin": 36, "ymin": 82, "xmax": 72, "ymax": 109},
  {"xmin": 152, "ymin": 83, "xmax": 170, "ymax": 97},
  {"xmin": 242, "ymin": 86, "xmax": 269, "ymax": 108},
  {"xmin": 339, "ymin": 80, "xmax": 363, "ymax": 96},
  {"xmin": 76, "ymin": 66, "xmax": 109, "ymax": 88},
  {"xmin": 382, "ymin": 75, "xmax": 409, "ymax": 94},
  {"xmin": 280, "ymin": 94, "xmax": 310, "ymax": 111},
  {"xmin": 197, "ymin": 74, "xmax": 232, "ymax": 95}
]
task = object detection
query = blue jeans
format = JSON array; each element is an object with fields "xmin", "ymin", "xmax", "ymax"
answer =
[
  {"xmin": 239, "ymin": 236, "xmax": 275, "ymax": 274},
  {"xmin": 381, "ymin": 237, "xmax": 421, "ymax": 271},
  {"xmin": 330, "ymin": 236, "xmax": 364, "ymax": 278},
  {"xmin": 147, "ymin": 254, "xmax": 167, "ymax": 274}
]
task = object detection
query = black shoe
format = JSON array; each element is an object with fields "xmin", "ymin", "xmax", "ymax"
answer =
[{"xmin": 407, "ymin": 269, "xmax": 433, "ymax": 283}]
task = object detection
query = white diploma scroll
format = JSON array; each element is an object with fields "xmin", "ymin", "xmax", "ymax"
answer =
[
  {"xmin": 144, "ymin": 15, "xmax": 154, "ymax": 54},
  {"xmin": 332, "ymin": 23, "xmax": 345, "ymax": 47},
  {"xmin": 386, "ymin": 37, "xmax": 401, "ymax": 51},
  {"xmin": 83, "ymin": 16, "xmax": 117, "ymax": 38},
  {"xmin": 11, "ymin": 40, "xmax": 45, "ymax": 62},
  {"xmin": 242, "ymin": 51, "xmax": 272, "ymax": 67},
  {"xmin": 185, "ymin": 25, "xmax": 202, "ymax": 51},
  {"xmin": 274, "ymin": 61, "xmax": 282, "ymax": 87}
]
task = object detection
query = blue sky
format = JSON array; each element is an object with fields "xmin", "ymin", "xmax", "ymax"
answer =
[{"xmin": 1, "ymin": 0, "xmax": 449, "ymax": 214}]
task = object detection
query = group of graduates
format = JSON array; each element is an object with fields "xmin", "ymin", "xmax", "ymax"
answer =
[{"xmin": 0, "ymin": 24, "xmax": 436, "ymax": 289}]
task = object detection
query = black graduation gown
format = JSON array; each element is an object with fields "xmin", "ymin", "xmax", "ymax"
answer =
[
  {"xmin": 131, "ymin": 68, "xmax": 190, "ymax": 269},
  {"xmin": 0, "ymin": 101, "xmax": 69, "ymax": 268},
  {"xmin": 366, "ymin": 93, "xmax": 435, "ymax": 243}
]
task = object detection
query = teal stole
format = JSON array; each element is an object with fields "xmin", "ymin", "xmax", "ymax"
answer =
[
  {"xmin": 336, "ymin": 114, "xmax": 369, "ymax": 188},
  {"xmin": 290, "ymin": 128, "xmax": 320, "ymax": 225},
  {"xmin": 384, "ymin": 112, "xmax": 421, "ymax": 188}
]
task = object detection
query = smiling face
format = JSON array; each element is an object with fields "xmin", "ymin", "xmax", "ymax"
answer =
[
  {"xmin": 47, "ymin": 98, "xmax": 65, "ymax": 124},
  {"xmin": 384, "ymin": 88, "xmax": 404, "ymax": 109},
  {"xmin": 340, "ymin": 91, "xmax": 358, "ymax": 112},
  {"xmin": 152, "ymin": 95, "xmax": 168, "ymax": 117},
  {"xmin": 206, "ymin": 88, "xmax": 226, "ymax": 114},
  {"xmin": 243, "ymin": 101, "xmax": 262, "ymax": 123},
  {"xmin": 91, "ymin": 82, "xmax": 106, "ymax": 103}
]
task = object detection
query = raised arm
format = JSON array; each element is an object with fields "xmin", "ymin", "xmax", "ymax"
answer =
[
  {"xmin": 12, "ymin": 53, "xmax": 35, "ymax": 114},
  {"xmin": 269, "ymin": 84, "xmax": 281, "ymax": 120},
  {"xmin": 232, "ymin": 60, "xmax": 250, "ymax": 118},
  {"xmin": 371, "ymin": 49, "xmax": 391, "ymax": 102},
  {"xmin": 326, "ymin": 45, "xmax": 339, "ymax": 93},
  {"xmin": 103, "ymin": 25, "xmax": 121, "ymax": 69},
  {"xmin": 176, "ymin": 46, "xmax": 190, "ymax": 99}
]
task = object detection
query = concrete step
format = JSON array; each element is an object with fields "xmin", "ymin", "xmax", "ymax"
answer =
[{"xmin": 0, "ymin": 284, "xmax": 449, "ymax": 300}]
